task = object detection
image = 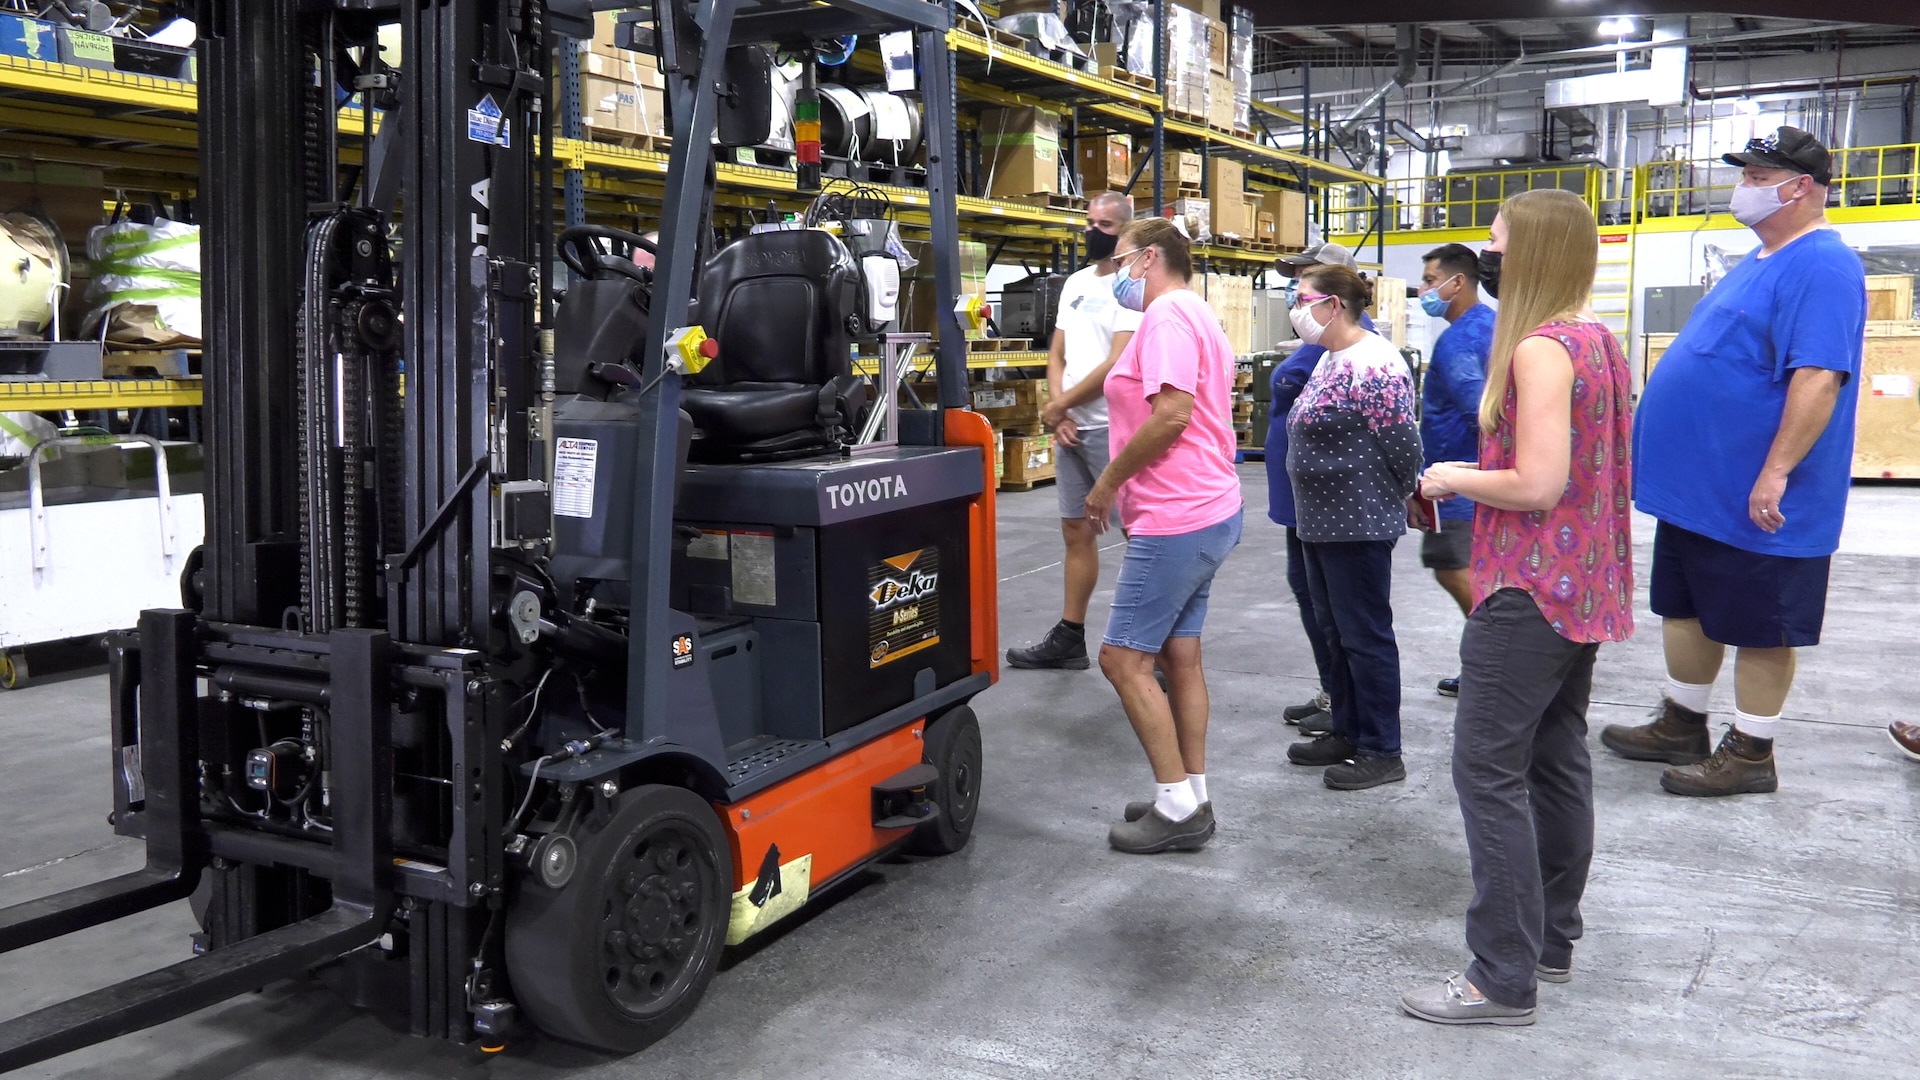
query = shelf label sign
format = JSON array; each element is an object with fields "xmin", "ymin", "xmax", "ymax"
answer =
[{"xmin": 468, "ymin": 93, "xmax": 511, "ymax": 148}]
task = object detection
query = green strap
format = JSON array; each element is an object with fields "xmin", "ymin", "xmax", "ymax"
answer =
[
  {"xmin": 97, "ymin": 286, "xmax": 200, "ymax": 303},
  {"xmin": 92, "ymin": 265, "xmax": 201, "ymax": 286},
  {"xmin": 0, "ymin": 413, "xmax": 41, "ymax": 452}
]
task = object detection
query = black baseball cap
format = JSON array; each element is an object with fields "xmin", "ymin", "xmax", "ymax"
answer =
[{"xmin": 1722, "ymin": 126, "xmax": 1832, "ymax": 186}]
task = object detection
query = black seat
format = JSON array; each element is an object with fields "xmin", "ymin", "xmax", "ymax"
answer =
[{"xmin": 681, "ymin": 230, "xmax": 869, "ymax": 461}]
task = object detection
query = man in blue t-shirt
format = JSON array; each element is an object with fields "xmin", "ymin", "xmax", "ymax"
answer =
[
  {"xmin": 1415, "ymin": 243, "xmax": 1493, "ymax": 699},
  {"xmin": 1605, "ymin": 126, "xmax": 1866, "ymax": 798},
  {"xmin": 1266, "ymin": 242, "xmax": 1372, "ymax": 735}
]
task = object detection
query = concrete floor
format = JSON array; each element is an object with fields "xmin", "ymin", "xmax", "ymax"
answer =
[{"xmin": 2, "ymin": 470, "xmax": 1917, "ymax": 1080}]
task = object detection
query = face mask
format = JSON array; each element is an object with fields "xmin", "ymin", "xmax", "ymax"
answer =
[
  {"xmin": 1085, "ymin": 226, "xmax": 1118, "ymax": 262},
  {"xmin": 1477, "ymin": 249, "xmax": 1503, "ymax": 300},
  {"xmin": 1289, "ymin": 297, "xmax": 1332, "ymax": 345},
  {"xmin": 1729, "ymin": 176, "xmax": 1801, "ymax": 228},
  {"xmin": 1419, "ymin": 274, "xmax": 1459, "ymax": 318},
  {"xmin": 1111, "ymin": 260, "xmax": 1147, "ymax": 311}
]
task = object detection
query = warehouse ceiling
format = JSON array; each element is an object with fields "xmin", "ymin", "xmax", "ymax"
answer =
[{"xmin": 1249, "ymin": 13, "xmax": 1920, "ymax": 72}]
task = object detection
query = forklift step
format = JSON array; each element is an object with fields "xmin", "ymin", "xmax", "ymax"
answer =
[
  {"xmin": 871, "ymin": 762, "xmax": 940, "ymax": 829},
  {"xmin": 0, "ymin": 902, "xmax": 388, "ymax": 1073}
]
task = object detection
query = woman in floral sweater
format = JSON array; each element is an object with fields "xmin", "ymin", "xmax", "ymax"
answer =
[{"xmin": 1283, "ymin": 264, "xmax": 1421, "ymax": 791}]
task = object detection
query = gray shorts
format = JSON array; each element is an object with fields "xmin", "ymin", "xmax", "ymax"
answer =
[
  {"xmin": 1055, "ymin": 424, "xmax": 1111, "ymax": 518},
  {"xmin": 1420, "ymin": 516, "xmax": 1473, "ymax": 570}
]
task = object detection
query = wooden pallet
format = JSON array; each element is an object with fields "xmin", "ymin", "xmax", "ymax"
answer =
[
  {"xmin": 964, "ymin": 337, "xmax": 1034, "ymax": 353},
  {"xmin": 1168, "ymin": 107, "xmax": 1207, "ymax": 127},
  {"xmin": 1005, "ymin": 192, "xmax": 1088, "ymax": 212},
  {"xmin": 998, "ymin": 475, "xmax": 1056, "ymax": 492},
  {"xmin": 957, "ymin": 16, "xmax": 1028, "ymax": 50},
  {"xmin": 584, "ymin": 126, "xmax": 672, "ymax": 152},
  {"xmin": 1169, "ymin": 185, "xmax": 1205, "ymax": 201},
  {"xmin": 102, "ymin": 348, "xmax": 199, "ymax": 379},
  {"xmin": 1101, "ymin": 67, "xmax": 1157, "ymax": 93},
  {"xmin": 1208, "ymin": 122, "xmax": 1238, "ymax": 139}
]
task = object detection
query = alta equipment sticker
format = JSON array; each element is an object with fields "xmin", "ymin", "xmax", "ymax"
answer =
[
  {"xmin": 552, "ymin": 437, "xmax": 598, "ymax": 518},
  {"xmin": 868, "ymin": 549, "xmax": 940, "ymax": 669}
]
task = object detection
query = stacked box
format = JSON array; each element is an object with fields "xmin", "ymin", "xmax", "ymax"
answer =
[
  {"xmin": 1260, "ymin": 189, "xmax": 1310, "ymax": 248},
  {"xmin": 979, "ymin": 107, "xmax": 1061, "ymax": 197},
  {"xmin": 1200, "ymin": 274, "xmax": 1253, "ymax": 355},
  {"xmin": 970, "ymin": 380, "xmax": 1049, "ymax": 432},
  {"xmin": 1079, "ymin": 135, "xmax": 1132, "ymax": 195},
  {"xmin": 1170, "ymin": 151, "xmax": 1205, "ymax": 187},
  {"xmin": 1161, "ymin": 4, "xmax": 1210, "ymax": 119},
  {"xmin": 1208, "ymin": 158, "xmax": 1250, "ymax": 239},
  {"xmin": 1207, "ymin": 72, "xmax": 1236, "ymax": 131},
  {"xmin": 1228, "ymin": 6, "xmax": 1255, "ymax": 132},
  {"xmin": 1001, "ymin": 432, "xmax": 1056, "ymax": 487},
  {"xmin": 1174, "ymin": 0, "xmax": 1224, "ymax": 19}
]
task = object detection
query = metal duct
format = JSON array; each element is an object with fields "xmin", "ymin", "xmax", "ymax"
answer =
[{"xmin": 1545, "ymin": 17, "xmax": 1689, "ymax": 110}]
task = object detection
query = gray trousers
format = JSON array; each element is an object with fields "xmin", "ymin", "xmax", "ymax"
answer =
[{"xmin": 1454, "ymin": 588, "xmax": 1599, "ymax": 1009}]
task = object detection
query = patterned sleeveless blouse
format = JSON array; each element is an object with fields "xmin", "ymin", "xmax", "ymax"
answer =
[{"xmin": 1471, "ymin": 319, "xmax": 1635, "ymax": 644}]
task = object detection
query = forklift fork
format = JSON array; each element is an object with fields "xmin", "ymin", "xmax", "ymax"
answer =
[{"xmin": 0, "ymin": 612, "xmax": 396, "ymax": 1073}]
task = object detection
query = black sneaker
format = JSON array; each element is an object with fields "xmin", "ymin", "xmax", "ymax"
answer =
[
  {"xmin": 1324, "ymin": 754, "xmax": 1406, "ymax": 790},
  {"xmin": 1286, "ymin": 733, "xmax": 1356, "ymax": 767},
  {"xmin": 1437, "ymin": 677, "xmax": 1460, "ymax": 698},
  {"xmin": 1006, "ymin": 620, "xmax": 1090, "ymax": 670},
  {"xmin": 1283, "ymin": 690, "xmax": 1331, "ymax": 724},
  {"xmin": 1297, "ymin": 710, "xmax": 1333, "ymax": 737}
]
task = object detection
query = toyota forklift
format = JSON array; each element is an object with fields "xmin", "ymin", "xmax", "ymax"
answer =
[{"xmin": 0, "ymin": 0, "xmax": 998, "ymax": 1068}]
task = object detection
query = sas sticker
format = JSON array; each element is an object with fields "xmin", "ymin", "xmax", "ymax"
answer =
[
  {"xmin": 671, "ymin": 633, "xmax": 695, "ymax": 669},
  {"xmin": 867, "ymin": 549, "xmax": 940, "ymax": 669}
]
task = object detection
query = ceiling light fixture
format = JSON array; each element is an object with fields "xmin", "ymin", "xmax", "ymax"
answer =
[{"xmin": 1597, "ymin": 16, "xmax": 1637, "ymax": 37}]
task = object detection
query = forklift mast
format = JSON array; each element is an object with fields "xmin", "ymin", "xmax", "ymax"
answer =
[{"xmin": 0, "ymin": 0, "xmax": 988, "ymax": 1071}]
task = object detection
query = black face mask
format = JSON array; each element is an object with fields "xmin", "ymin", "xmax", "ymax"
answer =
[
  {"xmin": 1477, "ymin": 248, "xmax": 1503, "ymax": 300},
  {"xmin": 1085, "ymin": 226, "xmax": 1119, "ymax": 262}
]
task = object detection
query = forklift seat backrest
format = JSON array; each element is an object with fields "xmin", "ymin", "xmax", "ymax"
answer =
[{"xmin": 679, "ymin": 229, "xmax": 867, "ymax": 460}]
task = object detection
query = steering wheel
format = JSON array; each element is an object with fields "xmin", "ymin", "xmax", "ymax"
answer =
[{"xmin": 560, "ymin": 225, "xmax": 658, "ymax": 285}]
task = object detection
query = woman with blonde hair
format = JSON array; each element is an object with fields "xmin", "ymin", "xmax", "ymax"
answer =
[{"xmin": 1402, "ymin": 188, "xmax": 1634, "ymax": 1026}]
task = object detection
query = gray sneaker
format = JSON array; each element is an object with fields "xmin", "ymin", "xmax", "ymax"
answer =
[
  {"xmin": 1123, "ymin": 798, "xmax": 1212, "ymax": 823},
  {"xmin": 1108, "ymin": 803, "xmax": 1215, "ymax": 854},
  {"xmin": 1536, "ymin": 962, "xmax": 1572, "ymax": 984},
  {"xmin": 1296, "ymin": 709, "xmax": 1334, "ymax": 737},
  {"xmin": 1400, "ymin": 974, "xmax": 1536, "ymax": 1026}
]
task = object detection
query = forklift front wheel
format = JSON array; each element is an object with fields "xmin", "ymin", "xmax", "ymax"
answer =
[
  {"xmin": 909, "ymin": 705, "xmax": 983, "ymax": 856},
  {"xmin": 503, "ymin": 784, "xmax": 730, "ymax": 1053},
  {"xmin": 0, "ymin": 650, "xmax": 22, "ymax": 691}
]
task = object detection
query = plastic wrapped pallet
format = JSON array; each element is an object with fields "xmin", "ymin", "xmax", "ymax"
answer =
[
  {"xmin": 80, "ymin": 218, "xmax": 202, "ymax": 347},
  {"xmin": 1161, "ymin": 4, "xmax": 1209, "ymax": 119},
  {"xmin": 1229, "ymin": 6, "xmax": 1254, "ymax": 132}
]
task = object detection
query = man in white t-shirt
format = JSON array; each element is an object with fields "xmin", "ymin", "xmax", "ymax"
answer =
[{"xmin": 1006, "ymin": 191, "xmax": 1142, "ymax": 670}]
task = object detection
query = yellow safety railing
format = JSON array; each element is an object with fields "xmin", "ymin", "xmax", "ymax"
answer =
[
  {"xmin": 1640, "ymin": 143, "xmax": 1920, "ymax": 220},
  {"xmin": 1325, "ymin": 163, "xmax": 1607, "ymax": 238}
]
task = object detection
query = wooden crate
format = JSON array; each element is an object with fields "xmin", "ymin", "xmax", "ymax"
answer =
[
  {"xmin": 1866, "ymin": 274, "xmax": 1915, "ymax": 323},
  {"xmin": 1001, "ymin": 432, "xmax": 1056, "ymax": 489},
  {"xmin": 1370, "ymin": 276, "xmax": 1408, "ymax": 349},
  {"xmin": 970, "ymin": 379, "xmax": 1049, "ymax": 432},
  {"xmin": 1644, "ymin": 332, "xmax": 1678, "ymax": 386},
  {"xmin": 1855, "ymin": 322, "xmax": 1920, "ymax": 479}
]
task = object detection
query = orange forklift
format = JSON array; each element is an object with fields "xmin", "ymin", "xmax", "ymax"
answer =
[{"xmin": 0, "ymin": 0, "xmax": 996, "ymax": 1067}]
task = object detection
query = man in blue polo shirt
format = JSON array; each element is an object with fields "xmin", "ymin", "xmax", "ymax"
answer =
[
  {"xmin": 1415, "ymin": 243, "xmax": 1493, "ymax": 698},
  {"xmin": 1605, "ymin": 126, "xmax": 1866, "ymax": 797},
  {"xmin": 1267, "ymin": 242, "xmax": 1373, "ymax": 736}
]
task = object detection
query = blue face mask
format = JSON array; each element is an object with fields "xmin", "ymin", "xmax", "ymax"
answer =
[
  {"xmin": 1111, "ymin": 262, "xmax": 1147, "ymax": 312},
  {"xmin": 1418, "ymin": 274, "xmax": 1459, "ymax": 318}
]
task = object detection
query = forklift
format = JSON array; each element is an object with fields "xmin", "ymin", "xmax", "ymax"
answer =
[{"xmin": 0, "ymin": 0, "xmax": 997, "ymax": 1067}]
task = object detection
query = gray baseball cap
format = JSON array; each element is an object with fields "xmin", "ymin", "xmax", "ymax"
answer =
[{"xmin": 1277, "ymin": 241, "xmax": 1357, "ymax": 273}]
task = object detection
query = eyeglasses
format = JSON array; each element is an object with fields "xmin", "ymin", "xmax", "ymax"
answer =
[
  {"xmin": 1293, "ymin": 292, "xmax": 1334, "ymax": 309},
  {"xmin": 1112, "ymin": 248, "xmax": 1146, "ymax": 265}
]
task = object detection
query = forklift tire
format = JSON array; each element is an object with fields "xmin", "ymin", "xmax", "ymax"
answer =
[
  {"xmin": 504, "ymin": 784, "xmax": 730, "ymax": 1053},
  {"xmin": 0, "ymin": 650, "xmax": 22, "ymax": 691},
  {"xmin": 908, "ymin": 705, "xmax": 982, "ymax": 856}
]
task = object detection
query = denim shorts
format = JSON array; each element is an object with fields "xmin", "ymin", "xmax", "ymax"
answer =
[{"xmin": 1103, "ymin": 508, "xmax": 1244, "ymax": 652}]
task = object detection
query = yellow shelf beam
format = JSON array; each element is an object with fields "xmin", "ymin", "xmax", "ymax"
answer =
[
  {"xmin": 0, "ymin": 56, "xmax": 197, "ymax": 113},
  {"xmin": 0, "ymin": 379, "xmax": 204, "ymax": 410}
]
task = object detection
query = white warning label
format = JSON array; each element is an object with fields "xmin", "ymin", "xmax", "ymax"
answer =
[{"xmin": 553, "ymin": 437, "xmax": 599, "ymax": 518}]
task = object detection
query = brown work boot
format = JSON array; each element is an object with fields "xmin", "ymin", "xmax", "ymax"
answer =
[
  {"xmin": 1600, "ymin": 698, "xmax": 1711, "ymax": 764},
  {"xmin": 1661, "ymin": 727, "xmax": 1778, "ymax": 797}
]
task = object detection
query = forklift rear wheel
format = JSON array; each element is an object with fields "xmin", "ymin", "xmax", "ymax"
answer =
[
  {"xmin": 909, "ymin": 705, "xmax": 982, "ymax": 856},
  {"xmin": 0, "ymin": 650, "xmax": 22, "ymax": 691},
  {"xmin": 504, "ymin": 784, "xmax": 730, "ymax": 1053}
]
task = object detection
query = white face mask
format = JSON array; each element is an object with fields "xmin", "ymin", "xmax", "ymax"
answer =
[
  {"xmin": 1289, "ymin": 297, "xmax": 1333, "ymax": 345},
  {"xmin": 1729, "ymin": 176, "xmax": 1801, "ymax": 228}
]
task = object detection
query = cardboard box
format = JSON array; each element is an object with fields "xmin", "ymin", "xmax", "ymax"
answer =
[
  {"xmin": 1206, "ymin": 17, "xmax": 1230, "ymax": 75},
  {"xmin": 1261, "ymin": 189, "xmax": 1309, "ymax": 248},
  {"xmin": 1078, "ymin": 135, "xmax": 1132, "ymax": 195},
  {"xmin": 1171, "ymin": 150, "xmax": 1204, "ymax": 187},
  {"xmin": 1001, "ymin": 432, "xmax": 1056, "ymax": 486},
  {"xmin": 979, "ymin": 107, "xmax": 1060, "ymax": 197},
  {"xmin": 1207, "ymin": 72, "xmax": 1237, "ymax": 131},
  {"xmin": 579, "ymin": 73, "xmax": 642, "ymax": 136},
  {"xmin": 585, "ymin": 49, "xmax": 664, "ymax": 89},
  {"xmin": 971, "ymin": 380, "xmax": 1050, "ymax": 431},
  {"xmin": 1208, "ymin": 158, "xmax": 1244, "ymax": 206},
  {"xmin": 1173, "ymin": 0, "xmax": 1223, "ymax": 18}
]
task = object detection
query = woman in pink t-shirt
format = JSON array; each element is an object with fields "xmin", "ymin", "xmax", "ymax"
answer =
[
  {"xmin": 1402, "ymin": 189, "xmax": 1634, "ymax": 1027},
  {"xmin": 1082, "ymin": 217, "xmax": 1243, "ymax": 856}
]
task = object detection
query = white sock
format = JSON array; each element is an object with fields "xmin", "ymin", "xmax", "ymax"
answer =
[
  {"xmin": 1733, "ymin": 709, "xmax": 1780, "ymax": 742},
  {"xmin": 1665, "ymin": 677, "xmax": 1713, "ymax": 715},
  {"xmin": 1187, "ymin": 773, "xmax": 1208, "ymax": 804},
  {"xmin": 1154, "ymin": 780, "xmax": 1199, "ymax": 822}
]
